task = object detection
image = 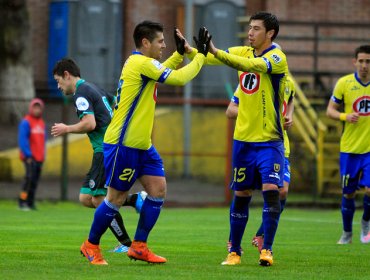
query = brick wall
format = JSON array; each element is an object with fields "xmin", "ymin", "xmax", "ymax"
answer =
[{"xmin": 27, "ymin": 0, "xmax": 369, "ymax": 91}]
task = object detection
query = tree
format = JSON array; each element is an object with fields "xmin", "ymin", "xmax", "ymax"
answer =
[{"xmin": 0, "ymin": 0, "xmax": 34, "ymax": 124}]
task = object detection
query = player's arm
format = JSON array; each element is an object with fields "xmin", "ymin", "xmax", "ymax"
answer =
[
  {"xmin": 226, "ymin": 101, "xmax": 238, "ymax": 119},
  {"xmin": 18, "ymin": 119, "xmax": 32, "ymax": 162},
  {"xmin": 226, "ymin": 90, "xmax": 239, "ymax": 119},
  {"xmin": 51, "ymin": 114, "xmax": 96, "ymax": 137},
  {"xmin": 284, "ymin": 97, "xmax": 294, "ymax": 130},
  {"xmin": 326, "ymin": 99, "xmax": 359, "ymax": 123},
  {"xmin": 161, "ymin": 51, "xmax": 184, "ymax": 69},
  {"xmin": 209, "ymin": 40, "xmax": 278, "ymax": 73}
]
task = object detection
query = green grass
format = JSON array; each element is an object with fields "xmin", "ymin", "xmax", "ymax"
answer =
[{"xmin": 0, "ymin": 200, "xmax": 368, "ymax": 280}]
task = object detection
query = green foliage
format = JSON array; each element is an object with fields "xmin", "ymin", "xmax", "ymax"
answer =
[{"xmin": 0, "ymin": 201, "xmax": 368, "ymax": 280}]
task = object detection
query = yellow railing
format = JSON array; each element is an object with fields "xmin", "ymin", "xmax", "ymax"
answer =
[{"xmin": 290, "ymin": 73, "xmax": 327, "ymax": 195}]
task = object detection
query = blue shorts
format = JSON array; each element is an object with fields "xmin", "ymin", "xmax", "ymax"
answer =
[
  {"xmin": 340, "ymin": 152, "xmax": 370, "ymax": 194},
  {"xmin": 230, "ymin": 140, "xmax": 284, "ymax": 191},
  {"xmin": 103, "ymin": 143, "xmax": 165, "ymax": 191},
  {"xmin": 284, "ymin": 157, "xmax": 291, "ymax": 184}
]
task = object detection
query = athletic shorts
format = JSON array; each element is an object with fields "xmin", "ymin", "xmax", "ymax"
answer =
[
  {"xmin": 284, "ymin": 157, "xmax": 291, "ymax": 184},
  {"xmin": 340, "ymin": 152, "xmax": 370, "ymax": 194},
  {"xmin": 104, "ymin": 143, "xmax": 165, "ymax": 191},
  {"xmin": 80, "ymin": 152, "xmax": 107, "ymax": 197},
  {"xmin": 230, "ymin": 140, "xmax": 284, "ymax": 191}
]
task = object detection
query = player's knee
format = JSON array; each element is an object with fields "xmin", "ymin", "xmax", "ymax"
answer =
[
  {"xmin": 263, "ymin": 190, "xmax": 281, "ymax": 213},
  {"xmin": 343, "ymin": 192, "xmax": 356, "ymax": 199},
  {"xmin": 79, "ymin": 194, "xmax": 94, "ymax": 208},
  {"xmin": 279, "ymin": 187, "xmax": 288, "ymax": 200}
]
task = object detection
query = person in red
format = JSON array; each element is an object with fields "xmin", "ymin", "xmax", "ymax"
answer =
[{"xmin": 18, "ymin": 98, "xmax": 46, "ymax": 210}]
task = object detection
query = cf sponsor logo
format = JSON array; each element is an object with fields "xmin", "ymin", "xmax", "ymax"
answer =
[
  {"xmin": 239, "ymin": 72, "xmax": 260, "ymax": 94},
  {"xmin": 352, "ymin": 96, "xmax": 370, "ymax": 116}
]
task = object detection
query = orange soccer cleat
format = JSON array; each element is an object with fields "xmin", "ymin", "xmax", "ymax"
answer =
[
  {"xmin": 80, "ymin": 240, "xmax": 108, "ymax": 265},
  {"xmin": 127, "ymin": 240, "xmax": 167, "ymax": 264}
]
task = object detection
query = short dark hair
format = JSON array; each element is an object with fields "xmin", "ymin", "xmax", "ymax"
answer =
[
  {"xmin": 250, "ymin": 11, "xmax": 279, "ymax": 41},
  {"xmin": 52, "ymin": 58, "xmax": 81, "ymax": 78},
  {"xmin": 133, "ymin": 20, "xmax": 164, "ymax": 48},
  {"xmin": 355, "ymin": 45, "xmax": 370, "ymax": 59}
]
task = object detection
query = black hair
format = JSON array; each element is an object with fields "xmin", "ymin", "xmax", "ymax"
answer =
[
  {"xmin": 250, "ymin": 11, "xmax": 279, "ymax": 41},
  {"xmin": 52, "ymin": 58, "xmax": 81, "ymax": 78},
  {"xmin": 355, "ymin": 45, "xmax": 370, "ymax": 59},
  {"xmin": 133, "ymin": 20, "xmax": 164, "ymax": 48}
]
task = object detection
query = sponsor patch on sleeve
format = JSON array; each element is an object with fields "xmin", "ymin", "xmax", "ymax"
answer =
[
  {"xmin": 270, "ymin": 53, "xmax": 282, "ymax": 64},
  {"xmin": 151, "ymin": 59, "xmax": 164, "ymax": 70},
  {"xmin": 76, "ymin": 97, "xmax": 89, "ymax": 111}
]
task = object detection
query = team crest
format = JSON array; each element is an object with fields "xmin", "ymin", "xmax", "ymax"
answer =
[
  {"xmin": 239, "ymin": 72, "xmax": 260, "ymax": 94},
  {"xmin": 352, "ymin": 96, "xmax": 370, "ymax": 116},
  {"xmin": 274, "ymin": 163, "xmax": 281, "ymax": 172}
]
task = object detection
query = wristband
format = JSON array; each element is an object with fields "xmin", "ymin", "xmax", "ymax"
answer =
[{"xmin": 339, "ymin": 113, "xmax": 347, "ymax": 121}]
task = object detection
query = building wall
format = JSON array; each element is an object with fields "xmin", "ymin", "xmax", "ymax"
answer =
[
  {"xmin": 27, "ymin": 0, "xmax": 369, "ymax": 91},
  {"xmin": 26, "ymin": 0, "xmax": 49, "ymax": 89}
]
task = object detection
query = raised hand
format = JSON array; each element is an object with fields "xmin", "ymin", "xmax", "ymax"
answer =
[
  {"xmin": 193, "ymin": 27, "xmax": 212, "ymax": 56},
  {"xmin": 174, "ymin": 27, "xmax": 185, "ymax": 55}
]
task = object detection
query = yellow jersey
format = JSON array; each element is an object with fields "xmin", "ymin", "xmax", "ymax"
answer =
[
  {"xmin": 192, "ymin": 44, "xmax": 288, "ymax": 142},
  {"xmin": 283, "ymin": 75, "xmax": 295, "ymax": 158},
  {"xmin": 104, "ymin": 51, "xmax": 205, "ymax": 149},
  {"xmin": 331, "ymin": 72, "xmax": 370, "ymax": 154}
]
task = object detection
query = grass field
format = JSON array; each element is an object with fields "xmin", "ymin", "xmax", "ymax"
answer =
[{"xmin": 0, "ymin": 200, "xmax": 368, "ymax": 280}]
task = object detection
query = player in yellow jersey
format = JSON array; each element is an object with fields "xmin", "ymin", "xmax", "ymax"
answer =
[
  {"xmin": 326, "ymin": 45, "xmax": 370, "ymax": 245},
  {"xmin": 80, "ymin": 21, "xmax": 211, "ymax": 265},
  {"xmin": 179, "ymin": 11, "xmax": 288, "ymax": 266},
  {"xmin": 226, "ymin": 70, "xmax": 295, "ymax": 254}
]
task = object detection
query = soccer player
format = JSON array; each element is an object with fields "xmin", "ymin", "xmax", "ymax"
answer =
[
  {"xmin": 79, "ymin": 21, "xmax": 211, "ymax": 265},
  {"xmin": 180, "ymin": 11, "xmax": 288, "ymax": 266},
  {"xmin": 18, "ymin": 98, "xmax": 46, "ymax": 211},
  {"xmin": 51, "ymin": 58, "xmax": 146, "ymax": 253},
  {"xmin": 326, "ymin": 45, "xmax": 370, "ymax": 244},
  {"xmin": 225, "ymin": 73, "xmax": 295, "ymax": 253}
]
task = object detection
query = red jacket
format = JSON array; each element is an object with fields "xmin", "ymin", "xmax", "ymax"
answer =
[{"xmin": 18, "ymin": 99, "xmax": 46, "ymax": 162}]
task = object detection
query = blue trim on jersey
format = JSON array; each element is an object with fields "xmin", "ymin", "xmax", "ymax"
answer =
[
  {"xmin": 271, "ymin": 73, "xmax": 285, "ymax": 139},
  {"xmin": 231, "ymin": 95, "xmax": 239, "ymax": 104},
  {"xmin": 260, "ymin": 44, "xmax": 276, "ymax": 56},
  {"xmin": 118, "ymin": 76, "xmax": 149, "ymax": 145},
  {"xmin": 157, "ymin": 68, "xmax": 172, "ymax": 83},
  {"xmin": 331, "ymin": 95, "xmax": 342, "ymax": 104},
  {"xmin": 132, "ymin": 51, "xmax": 143, "ymax": 55},
  {"xmin": 355, "ymin": 72, "xmax": 370, "ymax": 87},
  {"xmin": 262, "ymin": 57, "xmax": 272, "ymax": 73}
]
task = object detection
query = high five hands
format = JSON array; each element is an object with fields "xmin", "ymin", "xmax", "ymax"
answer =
[{"xmin": 174, "ymin": 27, "xmax": 215, "ymax": 56}]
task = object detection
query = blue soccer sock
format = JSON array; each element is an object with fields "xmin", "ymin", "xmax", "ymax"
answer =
[
  {"xmin": 262, "ymin": 190, "xmax": 281, "ymax": 251},
  {"xmin": 229, "ymin": 195, "xmax": 251, "ymax": 255},
  {"xmin": 341, "ymin": 196, "xmax": 355, "ymax": 232},
  {"xmin": 362, "ymin": 195, "xmax": 370, "ymax": 222},
  {"xmin": 256, "ymin": 198, "xmax": 286, "ymax": 237},
  {"xmin": 255, "ymin": 222, "xmax": 264, "ymax": 237},
  {"xmin": 88, "ymin": 198, "xmax": 120, "ymax": 245},
  {"xmin": 134, "ymin": 195, "xmax": 164, "ymax": 242}
]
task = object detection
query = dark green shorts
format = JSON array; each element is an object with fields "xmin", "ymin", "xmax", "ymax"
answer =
[{"xmin": 80, "ymin": 152, "xmax": 107, "ymax": 197}]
